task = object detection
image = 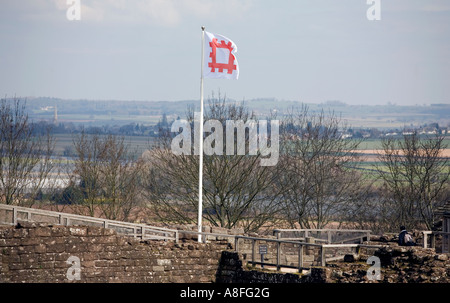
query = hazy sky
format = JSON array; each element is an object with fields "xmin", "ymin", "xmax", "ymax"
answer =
[{"xmin": 1, "ymin": 0, "xmax": 449, "ymax": 105}]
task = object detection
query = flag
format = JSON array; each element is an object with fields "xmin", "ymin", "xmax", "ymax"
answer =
[{"xmin": 203, "ymin": 31, "xmax": 239, "ymax": 80}]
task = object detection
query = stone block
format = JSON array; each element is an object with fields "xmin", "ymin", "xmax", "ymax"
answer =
[
  {"xmin": 435, "ymin": 254, "xmax": 449, "ymax": 261},
  {"xmin": 34, "ymin": 243, "xmax": 46, "ymax": 254},
  {"xmin": 69, "ymin": 227, "xmax": 87, "ymax": 236},
  {"xmin": 188, "ymin": 250, "xmax": 202, "ymax": 258},
  {"xmin": 133, "ymin": 259, "xmax": 148, "ymax": 267},
  {"xmin": 170, "ymin": 275, "xmax": 186, "ymax": 283},
  {"xmin": 152, "ymin": 265, "xmax": 165, "ymax": 272},
  {"xmin": 51, "ymin": 227, "xmax": 70, "ymax": 237},
  {"xmin": 103, "ymin": 245, "xmax": 118, "ymax": 252},
  {"xmin": 34, "ymin": 227, "xmax": 54, "ymax": 237},
  {"xmin": 65, "ymin": 243, "xmax": 88, "ymax": 253},
  {"xmin": 87, "ymin": 227, "xmax": 103, "ymax": 236},
  {"xmin": 156, "ymin": 259, "xmax": 172, "ymax": 266},
  {"xmin": 97, "ymin": 235, "xmax": 117, "ymax": 244},
  {"xmin": 20, "ymin": 237, "xmax": 40, "ymax": 246},
  {"xmin": 88, "ymin": 244, "xmax": 104, "ymax": 252},
  {"xmin": 103, "ymin": 228, "xmax": 116, "ymax": 236},
  {"xmin": 46, "ymin": 243, "xmax": 65, "ymax": 253}
]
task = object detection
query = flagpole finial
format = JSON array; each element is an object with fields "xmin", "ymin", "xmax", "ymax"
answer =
[{"xmin": 201, "ymin": 26, "xmax": 205, "ymax": 31}]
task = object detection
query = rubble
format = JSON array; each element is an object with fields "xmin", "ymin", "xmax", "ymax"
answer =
[{"xmin": 327, "ymin": 245, "xmax": 450, "ymax": 283}]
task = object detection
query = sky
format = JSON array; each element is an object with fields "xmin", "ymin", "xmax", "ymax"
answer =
[{"xmin": 0, "ymin": 0, "xmax": 449, "ymax": 106}]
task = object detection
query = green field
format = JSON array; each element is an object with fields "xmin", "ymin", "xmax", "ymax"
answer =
[{"xmin": 354, "ymin": 137, "xmax": 450, "ymax": 151}]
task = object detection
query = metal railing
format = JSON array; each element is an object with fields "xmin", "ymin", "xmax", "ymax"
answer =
[
  {"xmin": 180, "ymin": 229, "xmax": 384, "ymax": 273},
  {"xmin": 0, "ymin": 204, "xmax": 179, "ymax": 242},
  {"xmin": 273, "ymin": 228, "xmax": 371, "ymax": 244}
]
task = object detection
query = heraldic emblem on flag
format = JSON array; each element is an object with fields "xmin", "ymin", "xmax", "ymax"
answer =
[{"xmin": 203, "ymin": 31, "xmax": 239, "ymax": 80}]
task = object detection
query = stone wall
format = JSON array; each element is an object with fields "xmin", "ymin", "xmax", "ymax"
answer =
[
  {"xmin": 0, "ymin": 222, "xmax": 231, "ymax": 283},
  {"xmin": 2, "ymin": 221, "xmax": 449, "ymax": 284}
]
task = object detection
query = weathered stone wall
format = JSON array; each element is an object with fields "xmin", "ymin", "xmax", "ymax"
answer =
[
  {"xmin": 2, "ymin": 222, "xmax": 449, "ymax": 284},
  {"xmin": 0, "ymin": 222, "xmax": 231, "ymax": 283}
]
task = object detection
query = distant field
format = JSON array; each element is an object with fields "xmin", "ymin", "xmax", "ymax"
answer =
[
  {"xmin": 56, "ymin": 114, "xmax": 163, "ymax": 125},
  {"xmin": 52, "ymin": 134, "xmax": 155, "ymax": 157},
  {"xmin": 353, "ymin": 137, "xmax": 450, "ymax": 151},
  {"xmin": 50, "ymin": 133, "xmax": 450, "ymax": 167}
]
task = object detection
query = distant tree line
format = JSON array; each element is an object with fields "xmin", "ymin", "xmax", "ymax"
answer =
[
  {"xmin": 29, "ymin": 112, "xmax": 448, "ymax": 142},
  {"xmin": 31, "ymin": 120, "xmax": 166, "ymax": 137}
]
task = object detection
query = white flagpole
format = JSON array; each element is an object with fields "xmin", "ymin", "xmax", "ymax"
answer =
[{"xmin": 198, "ymin": 26, "xmax": 205, "ymax": 243}]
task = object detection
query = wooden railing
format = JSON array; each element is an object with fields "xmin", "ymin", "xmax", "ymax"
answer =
[
  {"xmin": 0, "ymin": 204, "xmax": 389, "ymax": 270},
  {"xmin": 0, "ymin": 204, "xmax": 179, "ymax": 242},
  {"xmin": 422, "ymin": 231, "xmax": 450, "ymax": 252}
]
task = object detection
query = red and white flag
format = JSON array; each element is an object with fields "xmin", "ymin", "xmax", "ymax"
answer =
[{"xmin": 203, "ymin": 31, "xmax": 239, "ymax": 80}]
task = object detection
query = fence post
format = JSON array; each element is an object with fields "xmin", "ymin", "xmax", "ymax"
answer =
[
  {"xmin": 141, "ymin": 225, "xmax": 145, "ymax": 239},
  {"xmin": 12, "ymin": 207, "xmax": 17, "ymax": 225},
  {"xmin": 273, "ymin": 229, "xmax": 280, "ymax": 239},
  {"xmin": 320, "ymin": 245, "xmax": 325, "ymax": 267},
  {"xmin": 306, "ymin": 236, "xmax": 315, "ymax": 255},
  {"xmin": 276, "ymin": 232, "xmax": 281, "ymax": 271},
  {"xmin": 298, "ymin": 244, "xmax": 303, "ymax": 273},
  {"xmin": 423, "ymin": 232, "xmax": 428, "ymax": 248},
  {"xmin": 276, "ymin": 241, "xmax": 281, "ymax": 271},
  {"xmin": 327, "ymin": 230, "xmax": 331, "ymax": 244},
  {"xmin": 234, "ymin": 237, "xmax": 239, "ymax": 252},
  {"xmin": 251, "ymin": 239, "xmax": 255, "ymax": 267}
]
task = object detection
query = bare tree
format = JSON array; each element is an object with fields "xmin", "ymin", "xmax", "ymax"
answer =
[
  {"xmin": 337, "ymin": 185, "xmax": 390, "ymax": 234},
  {"xmin": 376, "ymin": 132, "xmax": 449, "ymax": 230},
  {"xmin": 278, "ymin": 105, "xmax": 368, "ymax": 229},
  {"xmin": 142, "ymin": 94, "xmax": 284, "ymax": 232},
  {"xmin": 68, "ymin": 131, "xmax": 143, "ymax": 221},
  {"xmin": 0, "ymin": 98, "xmax": 55, "ymax": 206},
  {"xmin": 98, "ymin": 134, "xmax": 144, "ymax": 221}
]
